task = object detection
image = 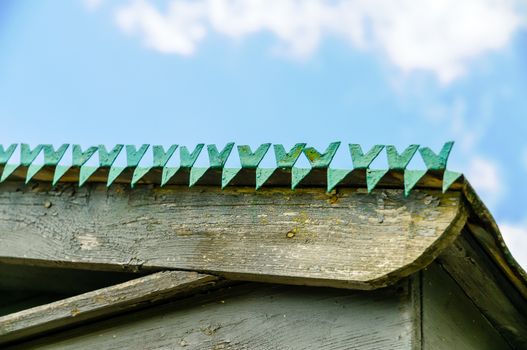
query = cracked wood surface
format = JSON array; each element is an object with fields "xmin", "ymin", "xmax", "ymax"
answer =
[
  {"xmin": 0, "ymin": 271, "xmax": 219, "ymax": 346},
  {"xmin": 0, "ymin": 181, "xmax": 466, "ymax": 289}
]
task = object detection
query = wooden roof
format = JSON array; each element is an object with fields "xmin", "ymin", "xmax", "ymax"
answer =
[{"xmin": 0, "ymin": 142, "xmax": 526, "ymax": 345}]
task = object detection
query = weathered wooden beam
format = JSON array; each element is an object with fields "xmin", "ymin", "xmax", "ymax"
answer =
[
  {"xmin": 0, "ymin": 181, "xmax": 466, "ymax": 289},
  {"xmin": 0, "ymin": 271, "xmax": 219, "ymax": 346},
  {"xmin": 6, "ymin": 281, "xmax": 417, "ymax": 350},
  {"xmin": 438, "ymin": 232, "xmax": 527, "ymax": 348}
]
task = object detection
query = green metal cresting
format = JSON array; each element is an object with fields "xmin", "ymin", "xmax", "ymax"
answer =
[
  {"xmin": 98, "ymin": 145, "xmax": 123, "ymax": 167},
  {"xmin": 0, "ymin": 141, "xmax": 460, "ymax": 194},
  {"xmin": 274, "ymin": 143, "xmax": 306, "ymax": 168},
  {"xmin": 419, "ymin": 141, "xmax": 454, "ymax": 171},
  {"xmin": 0, "ymin": 144, "xmax": 17, "ymax": 165},
  {"xmin": 386, "ymin": 145, "xmax": 419, "ymax": 170},
  {"xmin": 72, "ymin": 145, "xmax": 98, "ymax": 167},
  {"xmin": 238, "ymin": 144, "xmax": 271, "ymax": 169},
  {"xmin": 153, "ymin": 145, "xmax": 178, "ymax": 167},
  {"xmin": 180, "ymin": 144, "xmax": 204, "ymax": 168},
  {"xmin": 26, "ymin": 144, "xmax": 69, "ymax": 184},
  {"xmin": 208, "ymin": 143, "xmax": 234, "ymax": 169},
  {"xmin": 349, "ymin": 144, "xmax": 384, "ymax": 169},
  {"xmin": 303, "ymin": 142, "xmax": 340, "ymax": 169}
]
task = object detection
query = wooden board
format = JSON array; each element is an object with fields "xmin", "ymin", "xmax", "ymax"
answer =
[
  {"xmin": 0, "ymin": 271, "xmax": 219, "ymax": 346},
  {"xmin": 422, "ymin": 263, "xmax": 511, "ymax": 350},
  {"xmin": 437, "ymin": 232, "xmax": 527, "ymax": 348},
  {"xmin": 8, "ymin": 281, "xmax": 417, "ymax": 350},
  {"xmin": 0, "ymin": 181, "xmax": 466, "ymax": 289}
]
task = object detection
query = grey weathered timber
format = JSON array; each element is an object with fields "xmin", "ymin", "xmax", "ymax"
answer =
[
  {"xmin": 0, "ymin": 292, "xmax": 67, "ymax": 318},
  {"xmin": 437, "ymin": 233, "xmax": 527, "ymax": 348},
  {"xmin": 422, "ymin": 263, "xmax": 511, "ymax": 350},
  {"xmin": 8, "ymin": 281, "xmax": 417, "ymax": 350},
  {"xmin": 0, "ymin": 181, "xmax": 466, "ymax": 289},
  {"xmin": 1, "ymin": 264, "xmax": 144, "ymax": 317},
  {"xmin": 0, "ymin": 271, "xmax": 219, "ymax": 346},
  {"xmin": 462, "ymin": 183, "xmax": 527, "ymax": 300}
]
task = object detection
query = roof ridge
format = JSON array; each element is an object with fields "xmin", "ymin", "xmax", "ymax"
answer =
[{"xmin": 0, "ymin": 142, "xmax": 462, "ymax": 193}]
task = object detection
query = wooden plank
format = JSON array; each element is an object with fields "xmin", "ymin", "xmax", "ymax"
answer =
[
  {"xmin": 0, "ymin": 181, "xmax": 466, "ymax": 289},
  {"xmin": 409, "ymin": 274, "xmax": 422, "ymax": 350},
  {"xmin": 9, "ymin": 281, "xmax": 417, "ymax": 350},
  {"xmin": 462, "ymin": 183, "xmax": 527, "ymax": 300},
  {"xmin": 422, "ymin": 263, "xmax": 511, "ymax": 350},
  {"xmin": 437, "ymin": 233, "xmax": 527, "ymax": 348},
  {"xmin": 0, "ymin": 271, "xmax": 219, "ymax": 346}
]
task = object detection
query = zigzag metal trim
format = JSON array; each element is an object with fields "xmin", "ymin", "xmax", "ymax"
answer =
[{"xmin": 0, "ymin": 142, "xmax": 462, "ymax": 194}]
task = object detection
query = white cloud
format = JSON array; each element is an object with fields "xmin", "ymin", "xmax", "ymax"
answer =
[
  {"xmin": 464, "ymin": 156, "xmax": 504, "ymax": 210},
  {"xmin": 83, "ymin": 0, "xmax": 103, "ymax": 11},
  {"xmin": 113, "ymin": 0, "xmax": 525, "ymax": 83},
  {"xmin": 500, "ymin": 223, "xmax": 527, "ymax": 269},
  {"xmin": 116, "ymin": 1, "xmax": 208, "ymax": 55}
]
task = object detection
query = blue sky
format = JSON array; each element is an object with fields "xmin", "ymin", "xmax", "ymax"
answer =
[{"xmin": 1, "ymin": 0, "xmax": 527, "ymax": 266}]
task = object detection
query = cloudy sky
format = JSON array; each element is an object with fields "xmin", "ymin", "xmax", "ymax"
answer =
[{"xmin": 1, "ymin": 0, "xmax": 526, "ymax": 266}]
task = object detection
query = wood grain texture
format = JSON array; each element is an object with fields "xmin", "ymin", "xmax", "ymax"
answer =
[
  {"xmin": 462, "ymin": 183, "xmax": 527, "ymax": 300},
  {"xmin": 0, "ymin": 271, "xmax": 219, "ymax": 346},
  {"xmin": 422, "ymin": 263, "xmax": 511, "ymax": 350},
  {"xmin": 0, "ymin": 181, "xmax": 466, "ymax": 289},
  {"xmin": 437, "ymin": 233, "xmax": 527, "ymax": 348},
  {"xmin": 9, "ymin": 281, "xmax": 417, "ymax": 350}
]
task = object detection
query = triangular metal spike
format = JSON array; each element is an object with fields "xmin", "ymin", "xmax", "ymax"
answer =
[
  {"xmin": 386, "ymin": 145, "xmax": 419, "ymax": 170},
  {"xmin": 366, "ymin": 169, "xmax": 388, "ymax": 193},
  {"xmin": 222, "ymin": 168, "xmax": 241, "ymax": 189},
  {"xmin": 443, "ymin": 170, "xmax": 463, "ymax": 193},
  {"xmin": 0, "ymin": 164, "xmax": 18, "ymax": 182},
  {"xmin": 153, "ymin": 145, "xmax": 178, "ymax": 167},
  {"xmin": 107, "ymin": 166, "xmax": 126, "ymax": 187},
  {"xmin": 180, "ymin": 144, "xmax": 204, "ymax": 168},
  {"xmin": 79, "ymin": 166, "xmax": 98, "ymax": 187},
  {"xmin": 349, "ymin": 144, "xmax": 385, "ymax": 169},
  {"xmin": 274, "ymin": 143, "xmax": 306, "ymax": 168},
  {"xmin": 42, "ymin": 144, "xmax": 69, "ymax": 166},
  {"xmin": 53, "ymin": 165, "xmax": 71, "ymax": 186},
  {"xmin": 404, "ymin": 170, "xmax": 427, "ymax": 197},
  {"xmin": 25, "ymin": 163, "xmax": 44, "ymax": 184},
  {"xmin": 98, "ymin": 144, "xmax": 123, "ymax": 167},
  {"xmin": 126, "ymin": 144, "xmax": 149, "ymax": 167},
  {"xmin": 327, "ymin": 169, "xmax": 351, "ymax": 192},
  {"xmin": 72, "ymin": 145, "xmax": 98, "ymax": 167},
  {"xmin": 291, "ymin": 168, "xmax": 311, "ymax": 190},
  {"xmin": 419, "ymin": 141, "xmax": 454, "ymax": 170},
  {"xmin": 161, "ymin": 167, "xmax": 180, "ymax": 187},
  {"xmin": 20, "ymin": 144, "xmax": 44, "ymax": 166},
  {"xmin": 26, "ymin": 144, "xmax": 70, "ymax": 184},
  {"xmin": 255, "ymin": 168, "xmax": 275, "ymax": 190},
  {"xmin": 0, "ymin": 144, "xmax": 17, "ymax": 165},
  {"xmin": 131, "ymin": 167, "xmax": 152, "ymax": 188},
  {"xmin": 238, "ymin": 144, "xmax": 271, "ymax": 169},
  {"xmin": 189, "ymin": 167, "xmax": 208, "ymax": 187},
  {"xmin": 207, "ymin": 143, "xmax": 235, "ymax": 169},
  {"xmin": 303, "ymin": 142, "xmax": 341, "ymax": 169}
]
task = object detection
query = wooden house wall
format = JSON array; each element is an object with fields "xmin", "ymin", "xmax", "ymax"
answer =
[
  {"xmin": 422, "ymin": 263, "xmax": 511, "ymax": 350},
  {"xmin": 8, "ymin": 281, "xmax": 417, "ymax": 350}
]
